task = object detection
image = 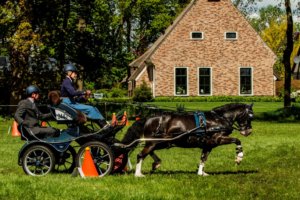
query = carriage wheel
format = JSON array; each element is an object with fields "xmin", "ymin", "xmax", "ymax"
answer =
[
  {"xmin": 22, "ymin": 145, "xmax": 55, "ymax": 176},
  {"xmin": 76, "ymin": 141, "xmax": 114, "ymax": 177},
  {"xmin": 54, "ymin": 146, "xmax": 76, "ymax": 173}
]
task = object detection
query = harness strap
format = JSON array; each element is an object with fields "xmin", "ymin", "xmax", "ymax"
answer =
[{"xmin": 194, "ymin": 111, "xmax": 206, "ymax": 128}]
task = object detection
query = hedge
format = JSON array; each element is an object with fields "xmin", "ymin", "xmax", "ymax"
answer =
[{"xmin": 153, "ymin": 96, "xmax": 286, "ymax": 102}]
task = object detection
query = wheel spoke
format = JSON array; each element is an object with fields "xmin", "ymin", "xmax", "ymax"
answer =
[{"xmin": 64, "ymin": 160, "xmax": 72, "ymax": 165}]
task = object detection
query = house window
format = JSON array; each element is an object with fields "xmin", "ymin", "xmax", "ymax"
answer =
[
  {"xmin": 199, "ymin": 68, "xmax": 211, "ymax": 95},
  {"xmin": 240, "ymin": 68, "xmax": 252, "ymax": 95},
  {"xmin": 225, "ymin": 32, "xmax": 238, "ymax": 40},
  {"xmin": 175, "ymin": 68, "xmax": 188, "ymax": 95},
  {"xmin": 190, "ymin": 32, "xmax": 204, "ymax": 40}
]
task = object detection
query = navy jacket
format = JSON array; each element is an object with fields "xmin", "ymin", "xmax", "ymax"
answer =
[{"xmin": 61, "ymin": 77, "xmax": 84, "ymax": 100}]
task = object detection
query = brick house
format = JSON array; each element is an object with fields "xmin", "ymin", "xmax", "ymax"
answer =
[{"xmin": 128, "ymin": 0, "xmax": 277, "ymax": 97}]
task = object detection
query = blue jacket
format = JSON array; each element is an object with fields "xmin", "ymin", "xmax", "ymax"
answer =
[{"xmin": 61, "ymin": 77, "xmax": 84, "ymax": 100}]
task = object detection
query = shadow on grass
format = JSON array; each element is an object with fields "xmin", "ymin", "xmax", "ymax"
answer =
[
  {"xmin": 141, "ymin": 169, "xmax": 259, "ymax": 176},
  {"xmin": 256, "ymin": 104, "xmax": 300, "ymax": 122}
]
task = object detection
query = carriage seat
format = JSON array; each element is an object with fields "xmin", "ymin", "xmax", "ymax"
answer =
[{"xmin": 48, "ymin": 90, "xmax": 87, "ymax": 125}]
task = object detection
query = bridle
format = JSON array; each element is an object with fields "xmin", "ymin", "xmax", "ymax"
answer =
[
  {"xmin": 212, "ymin": 106, "xmax": 253, "ymax": 132},
  {"xmin": 235, "ymin": 107, "xmax": 254, "ymax": 132}
]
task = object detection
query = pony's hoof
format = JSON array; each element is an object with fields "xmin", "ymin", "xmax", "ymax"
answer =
[
  {"xmin": 198, "ymin": 172, "xmax": 209, "ymax": 176},
  {"xmin": 135, "ymin": 173, "xmax": 145, "ymax": 178},
  {"xmin": 235, "ymin": 157, "xmax": 243, "ymax": 165},
  {"xmin": 152, "ymin": 162, "xmax": 161, "ymax": 170}
]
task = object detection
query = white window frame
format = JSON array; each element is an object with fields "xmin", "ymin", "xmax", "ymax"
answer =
[
  {"xmin": 198, "ymin": 67, "xmax": 212, "ymax": 96},
  {"xmin": 190, "ymin": 32, "xmax": 204, "ymax": 40},
  {"xmin": 239, "ymin": 67, "xmax": 253, "ymax": 96},
  {"xmin": 225, "ymin": 31, "xmax": 238, "ymax": 40},
  {"xmin": 174, "ymin": 67, "xmax": 189, "ymax": 96}
]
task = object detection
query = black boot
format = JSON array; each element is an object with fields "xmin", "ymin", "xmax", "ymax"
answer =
[{"xmin": 98, "ymin": 119, "xmax": 109, "ymax": 129}]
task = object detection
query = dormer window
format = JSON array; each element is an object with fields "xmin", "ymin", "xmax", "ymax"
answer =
[
  {"xmin": 191, "ymin": 32, "xmax": 204, "ymax": 40},
  {"xmin": 225, "ymin": 32, "xmax": 238, "ymax": 40}
]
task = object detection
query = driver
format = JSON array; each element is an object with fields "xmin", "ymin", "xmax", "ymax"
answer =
[
  {"xmin": 60, "ymin": 64, "xmax": 110, "ymax": 129},
  {"xmin": 14, "ymin": 85, "xmax": 59, "ymax": 138}
]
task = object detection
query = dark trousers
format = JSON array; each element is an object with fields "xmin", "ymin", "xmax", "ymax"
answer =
[{"xmin": 31, "ymin": 126, "xmax": 58, "ymax": 138}]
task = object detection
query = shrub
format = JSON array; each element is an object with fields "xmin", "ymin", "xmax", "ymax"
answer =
[
  {"xmin": 110, "ymin": 87, "xmax": 127, "ymax": 98},
  {"xmin": 154, "ymin": 96, "xmax": 283, "ymax": 102},
  {"xmin": 133, "ymin": 81, "xmax": 153, "ymax": 102}
]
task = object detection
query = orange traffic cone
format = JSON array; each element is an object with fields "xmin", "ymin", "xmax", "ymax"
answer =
[
  {"xmin": 41, "ymin": 121, "xmax": 47, "ymax": 127},
  {"xmin": 111, "ymin": 113, "xmax": 118, "ymax": 126},
  {"xmin": 11, "ymin": 121, "xmax": 21, "ymax": 137},
  {"xmin": 81, "ymin": 147, "xmax": 99, "ymax": 177},
  {"xmin": 121, "ymin": 111, "xmax": 129, "ymax": 126}
]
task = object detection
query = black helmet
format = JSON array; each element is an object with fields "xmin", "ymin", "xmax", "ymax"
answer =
[
  {"xmin": 26, "ymin": 85, "xmax": 40, "ymax": 96},
  {"xmin": 64, "ymin": 64, "xmax": 77, "ymax": 73}
]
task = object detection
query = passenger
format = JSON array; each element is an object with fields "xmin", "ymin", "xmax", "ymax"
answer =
[
  {"xmin": 14, "ymin": 85, "xmax": 59, "ymax": 138},
  {"xmin": 60, "ymin": 63, "xmax": 110, "ymax": 129}
]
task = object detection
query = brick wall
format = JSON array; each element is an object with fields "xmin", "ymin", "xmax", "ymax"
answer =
[{"xmin": 136, "ymin": 0, "xmax": 276, "ymax": 96}]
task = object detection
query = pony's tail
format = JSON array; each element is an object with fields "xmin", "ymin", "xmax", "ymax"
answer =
[{"xmin": 121, "ymin": 118, "xmax": 146, "ymax": 150}]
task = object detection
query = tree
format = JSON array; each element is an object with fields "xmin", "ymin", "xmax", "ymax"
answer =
[
  {"xmin": 282, "ymin": 0, "xmax": 294, "ymax": 107},
  {"xmin": 250, "ymin": 5, "xmax": 284, "ymax": 33},
  {"xmin": 245, "ymin": 0, "xmax": 298, "ymax": 107}
]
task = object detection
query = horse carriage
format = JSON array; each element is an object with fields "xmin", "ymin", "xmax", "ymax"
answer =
[
  {"xmin": 18, "ymin": 99, "xmax": 128, "ymax": 177},
  {"xmin": 18, "ymin": 99, "xmax": 254, "ymax": 177}
]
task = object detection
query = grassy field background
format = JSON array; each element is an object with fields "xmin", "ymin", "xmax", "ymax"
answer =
[{"xmin": 1, "ymin": 102, "xmax": 300, "ymax": 199}]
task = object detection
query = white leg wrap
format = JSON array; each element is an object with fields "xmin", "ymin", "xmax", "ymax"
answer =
[
  {"xmin": 197, "ymin": 163, "xmax": 209, "ymax": 176},
  {"xmin": 237, "ymin": 152, "xmax": 244, "ymax": 158},
  {"xmin": 235, "ymin": 152, "xmax": 244, "ymax": 164},
  {"xmin": 135, "ymin": 160, "xmax": 145, "ymax": 177}
]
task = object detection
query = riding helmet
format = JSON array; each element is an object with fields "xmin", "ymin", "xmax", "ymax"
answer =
[
  {"xmin": 26, "ymin": 85, "xmax": 40, "ymax": 96},
  {"xmin": 63, "ymin": 64, "xmax": 77, "ymax": 73}
]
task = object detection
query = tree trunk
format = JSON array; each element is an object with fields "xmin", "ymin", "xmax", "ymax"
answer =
[{"xmin": 283, "ymin": 0, "xmax": 294, "ymax": 107}]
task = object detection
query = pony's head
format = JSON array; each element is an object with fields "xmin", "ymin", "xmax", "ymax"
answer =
[{"xmin": 213, "ymin": 103, "xmax": 254, "ymax": 136}]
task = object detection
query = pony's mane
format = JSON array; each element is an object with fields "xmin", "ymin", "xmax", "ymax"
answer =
[
  {"xmin": 212, "ymin": 103, "xmax": 246, "ymax": 113},
  {"xmin": 146, "ymin": 110, "xmax": 190, "ymax": 118}
]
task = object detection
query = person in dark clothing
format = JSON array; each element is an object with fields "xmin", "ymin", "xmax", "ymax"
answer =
[
  {"xmin": 60, "ymin": 64, "xmax": 109, "ymax": 128},
  {"xmin": 14, "ymin": 85, "xmax": 59, "ymax": 138}
]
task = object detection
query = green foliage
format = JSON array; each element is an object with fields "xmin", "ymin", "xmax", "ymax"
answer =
[
  {"xmin": 93, "ymin": 97, "xmax": 132, "ymax": 104},
  {"xmin": 249, "ymin": 5, "xmax": 284, "ymax": 33},
  {"xmin": 261, "ymin": 104, "xmax": 300, "ymax": 121},
  {"xmin": 110, "ymin": 87, "xmax": 127, "ymax": 98},
  {"xmin": 0, "ymin": 0, "xmax": 192, "ymax": 104},
  {"xmin": 133, "ymin": 81, "xmax": 153, "ymax": 102},
  {"xmin": 83, "ymin": 81, "xmax": 95, "ymax": 91},
  {"xmin": 176, "ymin": 103, "xmax": 185, "ymax": 112},
  {"xmin": 154, "ymin": 96, "xmax": 283, "ymax": 102},
  {"xmin": 249, "ymin": 5, "xmax": 299, "ymax": 79}
]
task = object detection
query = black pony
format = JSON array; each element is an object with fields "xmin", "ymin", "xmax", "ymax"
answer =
[{"xmin": 121, "ymin": 103, "xmax": 254, "ymax": 177}]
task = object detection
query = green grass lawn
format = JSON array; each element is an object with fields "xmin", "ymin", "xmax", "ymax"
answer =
[{"xmin": 1, "ymin": 102, "xmax": 300, "ymax": 199}]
